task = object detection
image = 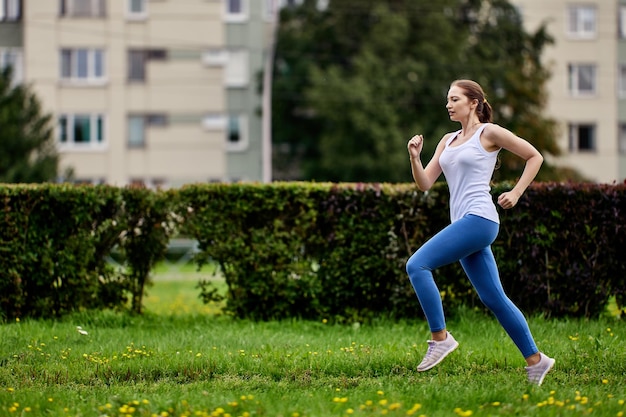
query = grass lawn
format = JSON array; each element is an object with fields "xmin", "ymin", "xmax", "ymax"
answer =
[{"xmin": 0, "ymin": 263, "xmax": 624, "ymax": 417}]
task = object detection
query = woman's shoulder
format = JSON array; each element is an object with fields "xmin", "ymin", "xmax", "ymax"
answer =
[{"xmin": 481, "ymin": 123, "xmax": 509, "ymax": 135}]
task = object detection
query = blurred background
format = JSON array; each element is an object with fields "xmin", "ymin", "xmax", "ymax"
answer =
[{"xmin": 1, "ymin": 0, "xmax": 624, "ymax": 186}]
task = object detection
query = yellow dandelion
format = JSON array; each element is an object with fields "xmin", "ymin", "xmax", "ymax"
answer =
[
  {"xmin": 377, "ymin": 390, "xmax": 385, "ymax": 396},
  {"xmin": 602, "ymin": 379, "xmax": 609, "ymax": 384},
  {"xmin": 409, "ymin": 403, "xmax": 422, "ymax": 412},
  {"xmin": 491, "ymin": 402, "xmax": 500, "ymax": 406}
]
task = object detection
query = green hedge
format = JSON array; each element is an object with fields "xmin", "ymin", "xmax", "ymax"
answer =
[
  {"xmin": 0, "ymin": 184, "xmax": 173, "ymax": 320},
  {"xmin": 178, "ymin": 181, "xmax": 626, "ymax": 321},
  {"xmin": 1, "ymin": 182, "xmax": 625, "ymax": 322}
]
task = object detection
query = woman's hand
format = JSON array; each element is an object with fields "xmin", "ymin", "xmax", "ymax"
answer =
[
  {"xmin": 408, "ymin": 134, "xmax": 424, "ymax": 159},
  {"xmin": 497, "ymin": 190, "xmax": 521, "ymax": 209}
]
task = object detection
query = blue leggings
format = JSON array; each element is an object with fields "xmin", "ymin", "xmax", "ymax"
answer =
[{"xmin": 406, "ymin": 214, "xmax": 538, "ymax": 358}]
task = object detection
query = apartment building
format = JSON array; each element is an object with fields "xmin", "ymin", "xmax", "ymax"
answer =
[
  {"xmin": 19, "ymin": 0, "xmax": 278, "ymax": 187},
  {"xmin": 0, "ymin": 0, "xmax": 23, "ymax": 86},
  {"xmin": 515, "ymin": 0, "xmax": 626, "ymax": 183}
]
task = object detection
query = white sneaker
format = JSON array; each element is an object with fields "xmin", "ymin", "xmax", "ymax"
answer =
[
  {"xmin": 525, "ymin": 352, "xmax": 555, "ymax": 386},
  {"xmin": 417, "ymin": 331, "xmax": 459, "ymax": 372}
]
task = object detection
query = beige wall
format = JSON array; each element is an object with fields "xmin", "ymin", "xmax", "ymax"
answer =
[
  {"xmin": 24, "ymin": 0, "xmax": 226, "ymax": 186},
  {"xmin": 516, "ymin": 0, "xmax": 621, "ymax": 183}
]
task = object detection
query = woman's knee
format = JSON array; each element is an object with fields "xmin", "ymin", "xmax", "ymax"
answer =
[{"xmin": 406, "ymin": 254, "xmax": 430, "ymax": 278}]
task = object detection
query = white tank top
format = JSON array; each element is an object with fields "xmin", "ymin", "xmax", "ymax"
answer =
[{"xmin": 439, "ymin": 124, "xmax": 501, "ymax": 224}]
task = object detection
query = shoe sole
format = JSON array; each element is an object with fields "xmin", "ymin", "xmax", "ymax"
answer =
[{"xmin": 416, "ymin": 341, "xmax": 459, "ymax": 372}]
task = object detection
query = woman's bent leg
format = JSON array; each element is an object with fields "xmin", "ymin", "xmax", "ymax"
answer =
[{"xmin": 406, "ymin": 215, "xmax": 498, "ymax": 332}]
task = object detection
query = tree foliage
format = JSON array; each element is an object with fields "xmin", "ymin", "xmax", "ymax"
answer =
[
  {"xmin": 0, "ymin": 66, "xmax": 59, "ymax": 183},
  {"xmin": 272, "ymin": 0, "xmax": 576, "ymax": 182}
]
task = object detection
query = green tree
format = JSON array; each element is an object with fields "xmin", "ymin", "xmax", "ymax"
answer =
[
  {"xmin": 0, "ymin": 66, "xmax": 59, "ymax": 183},
  {"xmin": 272, "ymin": 0, "xmax": 577, "ymax": 182}
]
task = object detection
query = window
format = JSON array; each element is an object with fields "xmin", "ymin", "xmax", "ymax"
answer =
[
  {"xmin": 128, "ymin": 49, "xmax": 167, "ymax": 82},
  {"xmin": 226, "ymin": 114, "xmax": 248, "ymax": 151},
  {"xmin": 568, "ymin": 63, "xmax": 596, "ymax": 96},
  {"xmin": 58, "ymin": 114, "xmax": 106, "ymax": 149},
  {"xmin": 225, "ymin": 50, "xmax": 249, "ymax": 87},
  {"xmin": 60, "ymin": 48, "xmax": 106, "ymax": 84},
  {"xmin": 0, "ymin": 48, "xmax": 23, "ymax": 85},
  {"xmin": 128, "ymin": 116, "xmax": 146, "ymax": 148},
  {"xmin": 567, "ymin": 5, "xmax": 596, "ymax": 38},
  {"xmin": 128, "ymin": 178, "xmax": 167, "ymax": 189},
  {"xmin": 0, "ymin": 0, "xmax": 21, "ymax": 21},
  {"xmin": 128, "ymin": 113, "xmax": 168, "ymax": 148},
  {"xmin": 71, "ymin": 178, "xmax": 105, "ymax": 185},
  {"xmin": 127, "ymin": 0, "xmax": 147, "ymax": 20},
  {"xmin": 568, "ymin": 123, "xmax": 596, "ymax": 152},
  {"xmin": 225, "ymin": 0, "xmax": 248, "ymax": 22},
  {"xmin": 59, "ymin": 0, "xmax": 106, "ymax": 17},
  {"xmin": 619, "ymin": 124, "xmax": 626, "ymax": 155}
]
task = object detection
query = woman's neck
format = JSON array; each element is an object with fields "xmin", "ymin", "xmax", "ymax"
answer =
[{"xmin": 460, "ymin": 119, "xmax": 482, "ymax": 135}]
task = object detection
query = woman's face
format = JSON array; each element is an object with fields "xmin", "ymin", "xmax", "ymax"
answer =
[{"xmin": 446, "ymin": 85, "xmax": 476, "ymax": 122}]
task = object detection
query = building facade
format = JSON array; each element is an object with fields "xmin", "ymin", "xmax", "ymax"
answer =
[
  {"xmin": 515, "ymin": 0, "xmax": 626, "ymax": 183},
  {"xmin": 19, "ymin": 0, "xmax": 276, "ymax": 187},
  {"xmin": 9, "ymin": 1, "xmax": 626, "ymax": 185}
]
